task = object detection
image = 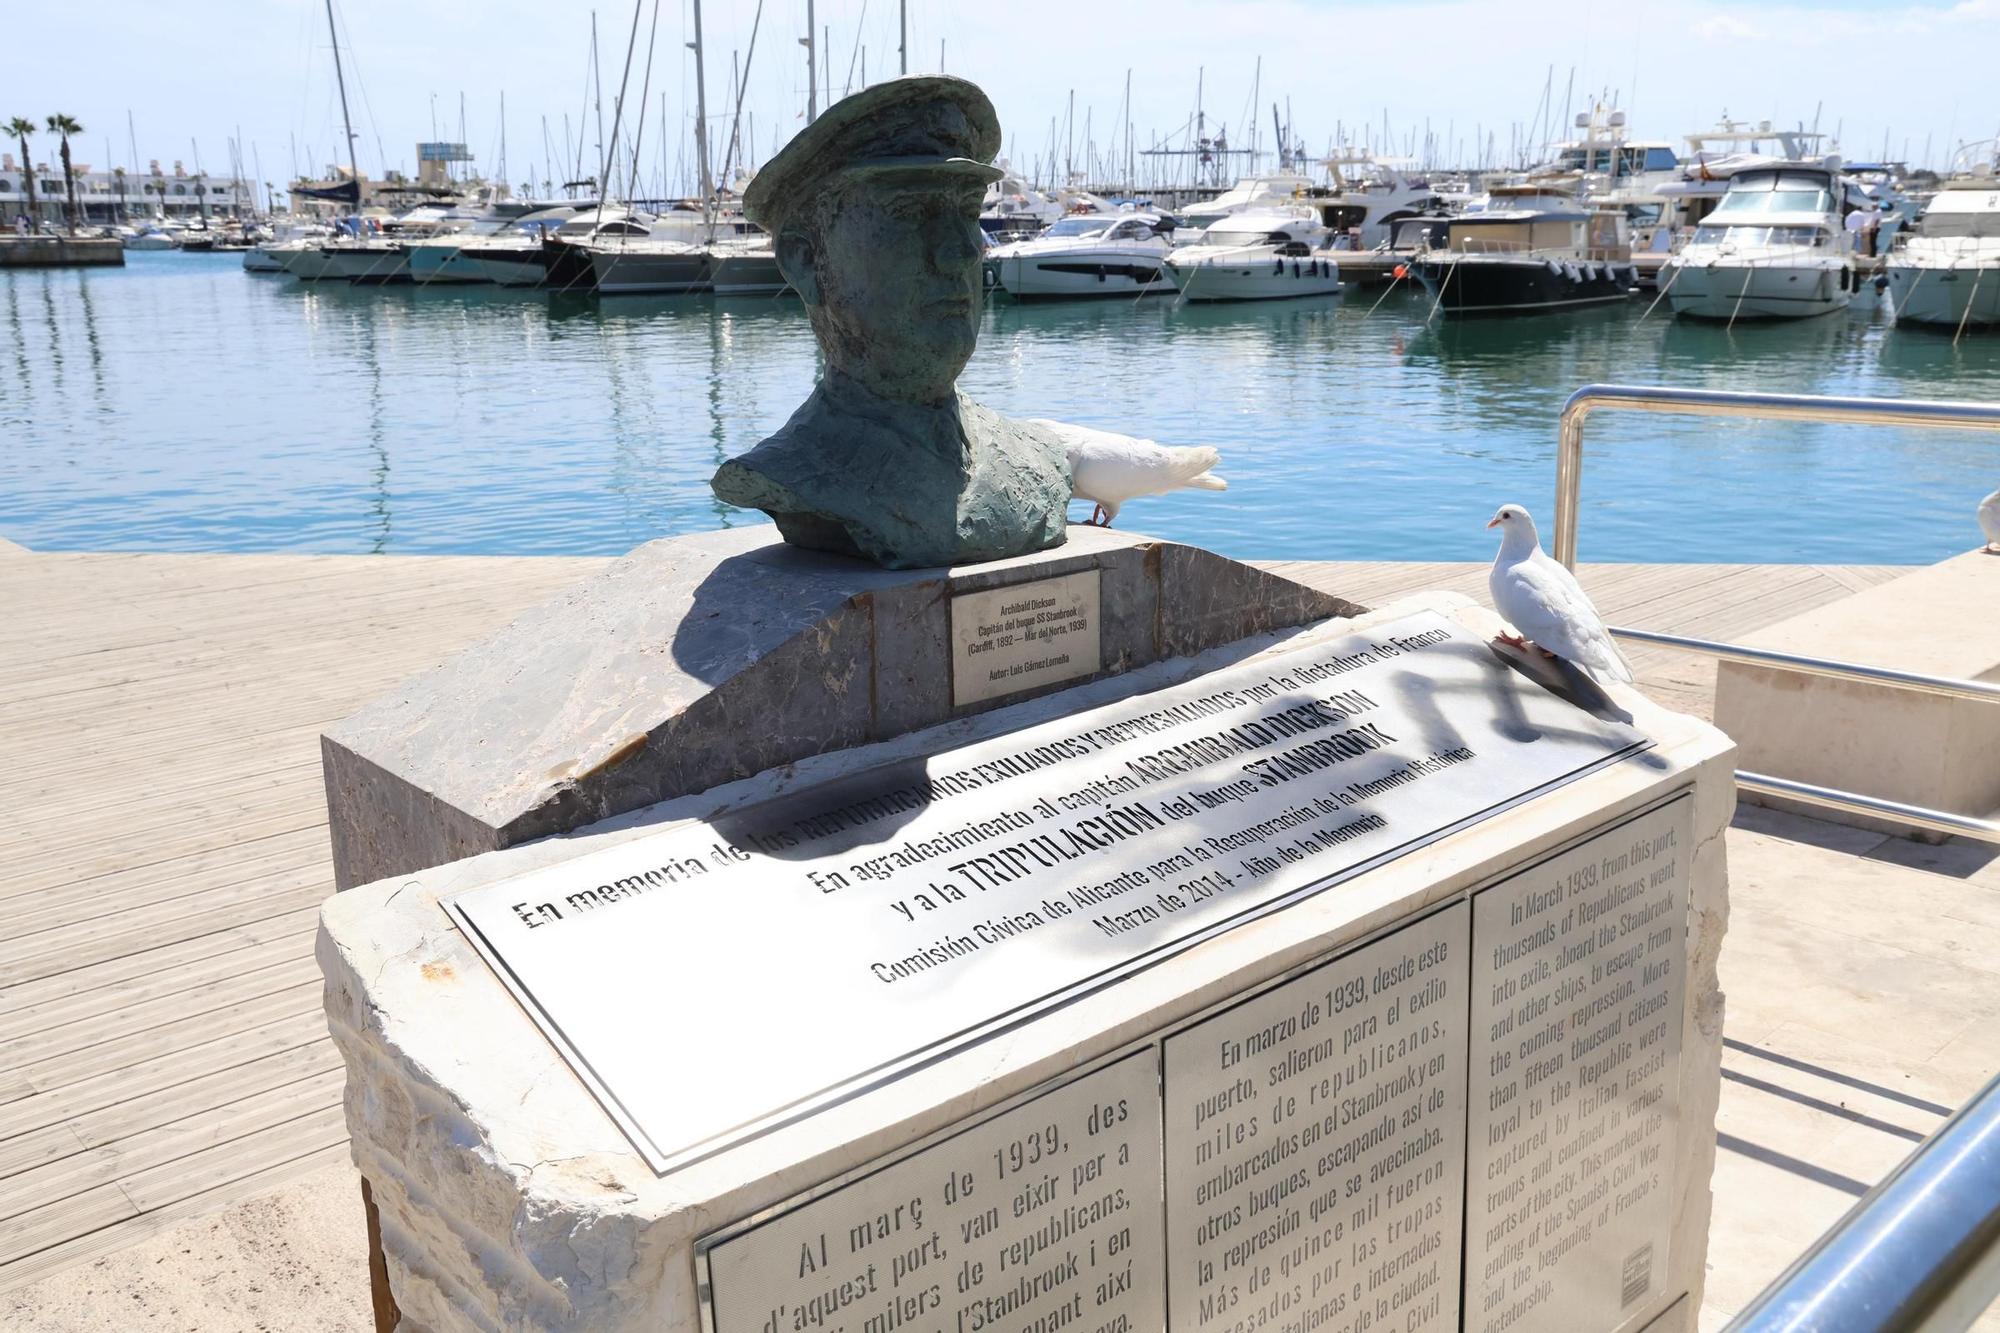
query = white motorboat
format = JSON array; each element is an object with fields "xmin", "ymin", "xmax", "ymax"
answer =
[
  {"xmin": 987, "ymin": 212, "xmax": 1176, "ymax": 299},
  {"xmin": 1663, "ymin": 165, "xmax": 1860, "ymax": 320},
  {"xmin": 1407, "ymin": 185, "xmax": 1639, "ymax": 315},
  {"xmin": 1307, "ymin": 153, "xmax": 1447, "ymax": 251},
  {"xmin": 1175, "ymin": 173, "xmax": 1316, "ymax": 236},
  {"xmin": 123, "ymin": 225, "xmax": 180, "ymax": 251},
  {"xmin": 1885, "ymin": 146, "xmax": 2000, "ymax": 329},
  {"xmin": 451, "ymin": 205, "xmax": 642, "ymax": 288},
  {"xmin": 1163, "ymin": 210, "xmax": 1342, "ymax": 302},
  {"xmin": 979, "ymin": 162, "xmax": 1062, "ymax": 240}
]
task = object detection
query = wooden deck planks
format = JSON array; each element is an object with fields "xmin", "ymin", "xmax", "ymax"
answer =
[{"xmin": 0, "ymin": 546, "xmax": 1918, "ymax": 1294}]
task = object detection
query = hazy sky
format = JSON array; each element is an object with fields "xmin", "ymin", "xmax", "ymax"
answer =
[{"xmin": 9, "ymin": 0, "xmax": 1998, "ymax": 189}]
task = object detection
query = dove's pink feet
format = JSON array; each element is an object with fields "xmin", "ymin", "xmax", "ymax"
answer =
[{"xmin": 1497, "ymin": 632, "xmax": 1529, "ymax": 650}]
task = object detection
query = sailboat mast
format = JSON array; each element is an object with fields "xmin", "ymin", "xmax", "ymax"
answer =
[
  {"xmin": 899, "ymin": 0, "xmax": 907, "ymax": 76},
  {"xmin": 804, "ymin": 0, "xmax": 816, "ymax": 123},
  {"xmin": 324, "ymin": 0, "xmax": 360, "ymax": 210},
  {"xmin": 690, "ymin": 0, "xmax": 713, "ymax": 202}
]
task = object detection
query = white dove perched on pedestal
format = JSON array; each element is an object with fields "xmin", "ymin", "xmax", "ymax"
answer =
[
  {"xmin": 1487, "ymin": 504, "xmax": 1634, "ymax": 684},
  {"xmin": 1027, "ymin": 419, "xmax": 1227, "ymax": 526},
  {"xmin": 1980, "ymin": 487, "xmax": 2000, "ymax": 553}
]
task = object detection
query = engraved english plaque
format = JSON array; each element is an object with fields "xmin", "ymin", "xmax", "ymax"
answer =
[
  {"xmin": 445, "ymin": 611, "xmax": 1649, "ymax": 1173},
  {"xmin": 1463, "ymin": 798, "xmax": 1690, "ymax": 1333}
]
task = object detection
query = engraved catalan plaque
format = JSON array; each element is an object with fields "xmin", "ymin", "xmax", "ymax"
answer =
[
  {"xmin": 951, "ymin": 570, "xmax": 1103, "ymax": 706},
  {"xmin": 1164, "ymin": 903, "xmax": 1469, "ymax": 1333},
  {"xmin": 446, "ymin": 611, "xmax": 1648, "ymax": 1172},
  {"xmin": 1463, "ymin": 798, "xmax": 1690, "ymax": 1333},
  {"xmin": 700, "ymin": 1052, "xmax": 1165, "ymax": 1333}
]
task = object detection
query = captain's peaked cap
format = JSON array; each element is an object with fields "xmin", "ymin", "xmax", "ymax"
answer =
[{"xmin": 744, "ymin": 75, "xmax": 1003, "ymax": 232}]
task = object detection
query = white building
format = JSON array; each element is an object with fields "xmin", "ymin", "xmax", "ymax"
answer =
[{"xmin": 0, "ymin": 155, "xmax": 252, "ymax": 226}]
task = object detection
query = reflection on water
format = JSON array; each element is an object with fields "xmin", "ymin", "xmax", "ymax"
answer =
[{"xmin": 3, "ymin": 251, "xmax": 1999, "ymax": 564}]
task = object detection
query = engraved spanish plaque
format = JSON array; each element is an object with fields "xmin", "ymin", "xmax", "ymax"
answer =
[
  {"xmin": 951, "ymin": 570, "xmax": 1103, "ymax": 706},
  {"xmin": 1164, "ymin": 903, "xmax": 1468, "ymax": 1333},
  {"xmin": 1463, "ymin": 797, "xmax": 1690, "ymax": 1333},
  {"xmin": 446, "ymin": 611, "xmax": 1649, "ymax": 1173},
  {"xmin": 700, "ymin": 1052, "xmax": 1165, "ymax": 1333}
]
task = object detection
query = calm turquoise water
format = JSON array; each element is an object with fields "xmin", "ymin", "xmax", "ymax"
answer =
[{"xmin": 5, "ymin": 250, "xmax": 1998, "ymax": 564}]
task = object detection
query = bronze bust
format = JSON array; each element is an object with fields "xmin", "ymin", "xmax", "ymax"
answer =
[{"xmin": 711, "ymin": 76, "xmax": 1074, "ymax": 570}]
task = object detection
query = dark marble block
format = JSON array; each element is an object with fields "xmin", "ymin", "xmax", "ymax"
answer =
[{"xmin": 321, "ymin": 525, "xmax": 1362, "ymax": 890}]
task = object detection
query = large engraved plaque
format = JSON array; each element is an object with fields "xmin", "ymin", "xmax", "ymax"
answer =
[
  {"xmin": 1164, "ymin": 904, "xmax": 1469, "ymax": 1333},
  {"xmin": 1463, "ymin": 798, "xmax": 1690, "ymax": 1333},
  {"xmin": 446, "ymin": 611, "xmax": 1648, "ymax": 1171},
  {"xmin": 701, "ymin": 1052, "xmax": 1164, "ymax": 1333}
]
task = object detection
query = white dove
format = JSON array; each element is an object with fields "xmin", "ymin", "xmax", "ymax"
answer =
[
  {"xmin": 1980, "ymin": 487, "xmax": 2000, "ymax": 553},
  {"xmin": 1487, "ymin": 503, "xmax": 1634, "ymax": 684},
  {"xmin": 1028, "ymin": 418, "xmax": 1227, "ymax": 526}
]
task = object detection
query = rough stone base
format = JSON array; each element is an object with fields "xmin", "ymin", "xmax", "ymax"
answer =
[
  {"xmin": 317, "ymin": 592, "xmax": 1733, "ymax": 1333},
  {"xmin": 322, "ymin": 525, "xmax": 1361, "ymax": 889}
]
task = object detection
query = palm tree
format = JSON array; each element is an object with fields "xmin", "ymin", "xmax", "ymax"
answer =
[
  {"xmin": 45, "ymin": 115, "xmax": 83, "ymax": 233},
  {"xmin": 5, "ymin": 118, "xmax": 35, "ymax": 230},
  {"xmin": 112, "ymin": 166, "xmax": 127, "ymax": 223}
]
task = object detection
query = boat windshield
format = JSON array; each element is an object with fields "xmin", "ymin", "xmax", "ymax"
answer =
[
  {"xmin": 1692, "ymin": 224, "xmax": 1826, "ymax": 247},
  {"xmin": 1201, "ymin": 229, "xmax": 1289, "ymax": 247},
  {"xmin": 1042, "ymin": 217, "xmax": 1114, "ymax": 239},
  {"xmin": 1712, "ymin": 179, "xmax": 1833, "ymax": 216}
]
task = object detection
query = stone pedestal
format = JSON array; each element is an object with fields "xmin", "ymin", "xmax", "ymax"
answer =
[
  {"xmin": 318, "ymin": 585, "xmax": 1732, "ymax": 1333},
  {"xmin": 322, "ymin": 525, "xmax": 1360, "ymax": 889}
]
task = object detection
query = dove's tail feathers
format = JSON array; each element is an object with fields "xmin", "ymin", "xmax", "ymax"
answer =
[
  {"xmin": 1185, "ymin": 472, "xmax": 1228, "ymax": 491},
  {"xmin": 1167, "ymin": 445, "xmax": 1223, "ymax": 480}
]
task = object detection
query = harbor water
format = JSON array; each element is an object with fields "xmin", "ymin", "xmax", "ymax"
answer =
[{"xmin": 5, "ymin": 250, "xmax": 1998, "ymax": 564}]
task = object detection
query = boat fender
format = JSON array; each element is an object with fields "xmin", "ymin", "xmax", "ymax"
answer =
[
  {"xmin": 1273, "ymin": 257, "xmax": 1284, "ymax": 274},
  {"xmin": 1292, "ymin": 260, "xmax": 1301, "ymax": 277},
  {"xmin": 1547, "ymin": 258, "xmax": 1563, "ymax": 275},
  {"xmin": 1582, "ymin": 263, "xmax": 1597, "ymax": 281},
  {"xmin": 1563, "ymin": 261, "xmax": 1580, "ymax": 283},
  {"xmin": 1873, "ymin": 275, "xmax": 1889, "ymax": 293}
]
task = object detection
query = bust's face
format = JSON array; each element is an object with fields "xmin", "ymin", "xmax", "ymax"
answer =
[{"xmin": 806, "ymin": 179, "xmax": 987, "ymax": 404}]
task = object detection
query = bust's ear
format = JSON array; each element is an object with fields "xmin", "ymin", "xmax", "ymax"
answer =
[{"xmin": 776, "ymin": 227, "xmax": 820, "ymax": 306}]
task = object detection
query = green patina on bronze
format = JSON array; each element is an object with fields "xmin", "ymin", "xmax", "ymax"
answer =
[{"xmin": 710, "ymin": 75, "xmax": 1072, "ymax": 570}]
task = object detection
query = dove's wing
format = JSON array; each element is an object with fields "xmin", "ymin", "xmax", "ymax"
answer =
[{"xmin": 1493, "ymin": 552, "xmax": 1634, "ymax": 682}]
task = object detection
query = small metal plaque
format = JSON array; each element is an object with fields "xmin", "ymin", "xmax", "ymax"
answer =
[
  {"xmin": 1462, "ymin": 798, "xmax": 1689, "ymax": 1333},
  {"xmin": 1164, "ymin": 903, "xmax": 1469, "ymax": 1333},
  {"xmin": 445, "ymin": 610, "xmax": 1649, "ymax": 1173},
  {"xmin": 701, "ymin": 1052, "xmax": 1165, "ymax": 1333},
  {"xmin": 950, "ymin": 570, "xmax": 1102, "ymax": 706}
]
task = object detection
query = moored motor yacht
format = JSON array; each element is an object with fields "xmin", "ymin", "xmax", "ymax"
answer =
[
  {"xmin": 1408, "ymin": 185, "xmax": 1638, "ymax": 315},
  {"xmin": 583, "ymin": 237, "xmax": 713, "ymax": 294},
  {"xmin": 987, "ymin": 212, "xmax": 1177, "ymax": 299},
  {"xmin": 1885, "ymin": 145, "xmax": 2000, "ymax": 329},
  {"xmin": 1663, "ymin": 164, "xmax": 1859, "ymax": 319},
  {"xmin": 1163, "ymin": 210, "xmax": 1341, "ymax": 301},
  {"xmin": 1175, "ymin": 173, "xmax": 1316, "ymax": 236},
  {"xmin": 980, "ymin": 162, "xmax": 1062, "ymax": 240},
  {"xmin": 708, "ymin": 239, "xmax": 789, "ymax": 296}
]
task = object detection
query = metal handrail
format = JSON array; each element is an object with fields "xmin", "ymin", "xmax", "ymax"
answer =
[
  {"xmin": 1723, "ymin": 1070, "xmax": 2000, "ymax": 1333},
  {"xmin": 1553, "ymin": 384, "xmax": 2000, "ymax": 568},
  {"xmin": 1607, "ymin": 626, "xmax": 2000, "ymax": 705},
  {"xmin": 1736, "ymin": 773, "xmax": 2000, "ymax": 844}
]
